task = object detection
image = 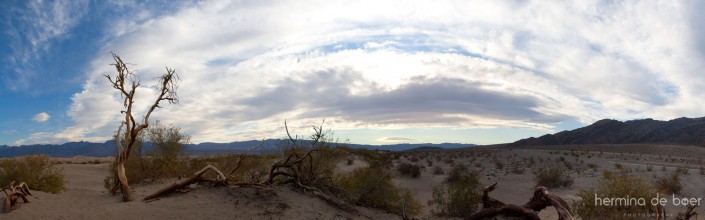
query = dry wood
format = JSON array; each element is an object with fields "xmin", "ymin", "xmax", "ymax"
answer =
[
  {"xmin": 2, "ymin": 181, "xmax": 32, "ymax": 213},
  {"xmin": 144, "ymin": 165, "xmax": 226, "ymax": 201},
  {"xmin": 467, "ymin": 183, "xmax": 573, "ymax": 220},
  {"xmin": 143, "ymin": 121, "xmax": 355, "ymax": 213}
]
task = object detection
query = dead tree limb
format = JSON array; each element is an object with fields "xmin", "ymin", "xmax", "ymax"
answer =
[
  {"xmin": 2, "ymin": 181, "xmax": 32, "ymax": 213},
  {"xmin": 143, "ymin": 165, "xmax": 225, "ymax": 201},
  {"xmin": 467, "ymin": 183, "xmax": 573, "ymax": 220},
  {"xmin": 675, "ymin": 204, "xmax": 698, "ymax": 220}
]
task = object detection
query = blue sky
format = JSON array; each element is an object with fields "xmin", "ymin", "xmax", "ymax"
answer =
[{"xmin": 1, "ymin": 0, "xmax": 704, "ymax": 146}]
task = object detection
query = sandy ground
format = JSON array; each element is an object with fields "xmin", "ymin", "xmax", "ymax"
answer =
[
  {"xmin": 5, "ymin": 144, "xmax": 705, "ymax": 219},
  {"xmin": 391, "ymin": 145, "xmax": 705, "ymax": 219},
  {"xmin": 3, "ymin": 160, "xmax": 400, "ymax": 220}
]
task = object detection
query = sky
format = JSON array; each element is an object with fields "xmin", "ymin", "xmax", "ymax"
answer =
[{"xmin": 1, "ymin": 0, "xmax": 704, "ymax": 146}]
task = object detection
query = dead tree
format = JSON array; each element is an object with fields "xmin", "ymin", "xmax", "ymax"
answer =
[
  {"xmin": 2, "ymin": 181, "xmax": 33, "ymax": 213},
  {"xmin": 105, "ymin": 53, "xmax": 180, "ymax": 202},
  {"xmin": 467, "ymin": 183, "xmax": 573, "ymax": 220}
]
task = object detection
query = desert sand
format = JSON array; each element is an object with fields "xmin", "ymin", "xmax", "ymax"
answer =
[
  {"xmin": 2, "ymin": 158, "xmax": 400, "ymax": 220},
  {"xmin": 4, "ymin": 144, "xmax": 705, "ymax": 219}
]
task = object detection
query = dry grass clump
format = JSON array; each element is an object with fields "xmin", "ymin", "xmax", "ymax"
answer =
[
  {"xmin": 0, "ymin": 155, "xmax": 65, "ymax": 193},
  {"xmin": 573, "ymin": 170, "xmax": 655, "ymax": 219}
]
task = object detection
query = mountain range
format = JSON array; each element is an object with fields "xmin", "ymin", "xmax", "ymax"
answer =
[
  {"xmin": 0, "ymin": 139, "xmax": 474, "ymax": 158},
  {"xmin": 510, "ymin": 117, "xmax": 705, "ymax": 147}
]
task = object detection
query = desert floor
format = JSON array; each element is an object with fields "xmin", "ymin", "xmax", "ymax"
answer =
[{"xmin": 4, "ymin": 144, "xmax": 705, "ymax": 219}]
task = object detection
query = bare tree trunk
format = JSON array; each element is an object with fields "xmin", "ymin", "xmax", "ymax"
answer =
[{"xmin": 115, "ymin": 158, "xmax": 134, "ymax": 201}]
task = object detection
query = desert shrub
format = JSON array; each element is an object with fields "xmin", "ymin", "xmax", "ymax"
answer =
[
  {"xmin": 428, "ymin": 164, "xmax": 481, "ymax": 217},
  {"xmin": 587, "ymin": 163, "xmax": 598, "ymax": 170},
  {"xmin": 563, "ymin": 161, "xmax": 573, "ymax": 170},
  {"xmin": 397, "ymin": 163, "xmax": 422, "ymax": 178},
  {"xmin": 655, "ymin": 172, "xmax": 682, "ymax": 195},
  {"xmin": 336, "ymin": 167, "xmax": 421, "ymax": 216},
  {"xmin": 646, "ymin": 164, "xmax": 654, "ymax": 172},
  {"xmin": 700, "ymin": 166, "xmax": 705, "ymax": 175},
  {"xmin": 0, "ymin": 155, "xmax": 65, "ymax": 193},
  {"xmin": 346, "ymin": 159, "xmax": 354, "ymax": 165},
  {"xmin": 614, "ymin": 162, "xmax": 623, "ymax": 169},
  {"xmin": 494, "ymin": 160, "xmax": 504, "ymax": 170},
  {"xmin": 426, "ymin": 159, "xmax": 433, "ymax": 167},
  {"xmin": 409, "ymin": 156, "xmax": 419, "ymax": 163},
  {"xmin": 145, "ymin": 121, "xmax": 190, "ymax": 177},
  {"xmin": 511, "ymin": 165, "xmax": 525, "ymax": 174},
  {"xmin": 445, "ymin": 164, "xmax": 476, "ymax": 184},
  {"xmin": 534, "ymin": 166, "xmax": 573, "ymax": 188},
  {"xmin": 443, "ymin": 158, "xmax": 454, "ymax": 165},
  {"xmin": 676, "ymin": 166, "xmax": 689, "ymax": 175},
  {"xmin": 432, "ymin": 166, "xmax": 444, "ymax": 175},
  {"xmin": 573, "ymin": 170, "xmax": 655, "ymax": 219}
]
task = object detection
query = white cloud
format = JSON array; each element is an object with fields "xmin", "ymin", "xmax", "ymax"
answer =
[
  {"xmin": 377, "ymin": 137, "xmax": 418, "ymax": 143},
  {"xmin": 3, "ymin": 0, "xmax": 89, "ymax": 91},
  {"xmin": 32, "ymin": 112, "xmax": 50, "ymax": 122},
  {"xmin": 41, "ymin": 0, "xmax": 705, "ymax": 144}
]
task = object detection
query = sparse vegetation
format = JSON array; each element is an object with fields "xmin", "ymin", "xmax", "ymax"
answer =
[
  {"xmin": 336, "ymin": 167, "xmax": 421, "ymax": 216},
  {"xmin": 655, "ymin": 172, "xmax": 682, "ymax": 195},
  {"xmin": 0, "ymin": 155, "xmax": 65, "ymax": 193},
  {"xmin": 573, "ymin": 170, "xmax": 655, "ymax": 219},
  {"xmin": 534, "ymin": 165, "xmax": 573, "ymax": 188},
  {"xmin": 432, "ymin": 166, "xmax": 444, "ymax": 175},
  {"xmin": 397, "ymin": 163, "xmax": 421, "ymax": 178},
  {"xmin": 428, "ymin": 163, "xmax": 481, "ymax": 217}
]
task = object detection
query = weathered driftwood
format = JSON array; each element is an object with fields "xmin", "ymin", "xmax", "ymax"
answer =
[
  {"xmin": 143, "ymin": 165, "xmax": 227, "ymax": 201},
  {"xmin": 143, "ymin": 143, "xmax": 263, "ymax": 201},
  {"xmin": 2, "ymin": 181, "xmax": 33, "ymax": 213},
  {"xmin": 466, "ymin": 183, "xmax": 573, "ymax": 220}
]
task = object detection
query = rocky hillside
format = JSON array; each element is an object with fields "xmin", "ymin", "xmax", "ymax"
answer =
[{"xmin": 510, "ymin": 117, "xmax": 705, "ymax": 147}]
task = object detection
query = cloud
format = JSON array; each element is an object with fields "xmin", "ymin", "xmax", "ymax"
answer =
[
  {"xmin": 32, "ymin": 112, "xmax": 50, "ymax": 122},
  {"xmin": 36, "ymin": 0, "xmax": 705, "ymax": 144},
  {"xmin": 377, "ymin": 137, "xmax": 418, "ymax": 143},
  {"xmin": 2, "ymin": 0, "xmax": 89, "ymax": 91}
]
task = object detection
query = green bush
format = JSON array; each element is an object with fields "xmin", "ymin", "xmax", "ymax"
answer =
[
  {"xmin": 336, "ymin": 167, "xmax": 421, "ymax": 216},
  {"xmin": 534, "ymin": 166, "xmax": 573, "ymax": 188},
  {"xmin": 573, "ymin": 170, "xmax": 655, "ymax": 219},
  {"xmin": 428, "ymin": 163, "xmax": 481, "ymax": 217},
  {"xmin": 0, "ymin": 155, "xmax": 65, "ymax": 193},
  {"xmin": 397, "ymin": 163, "xmax": 421, "ymax": 178}
]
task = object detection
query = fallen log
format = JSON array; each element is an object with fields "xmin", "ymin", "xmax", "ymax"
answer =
[
  {"xmin": 2, "ymin": 181, "xmax": 33, "ymax": 213},
  {"xmin": 467, "ymin": 183, "xmax": 573, "ymax": 220},
  {"xmin": 143, "ymin": 165, "xmax": 226, "ymax": 201}
]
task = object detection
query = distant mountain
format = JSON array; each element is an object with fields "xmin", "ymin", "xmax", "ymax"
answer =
[
  {"xmin": 0, "ymin": 139, "xmax": 475, "ymax": 158},
  {"xmin": 510, "ymin": 117, "xmax": 705, "ymax": 147}
]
